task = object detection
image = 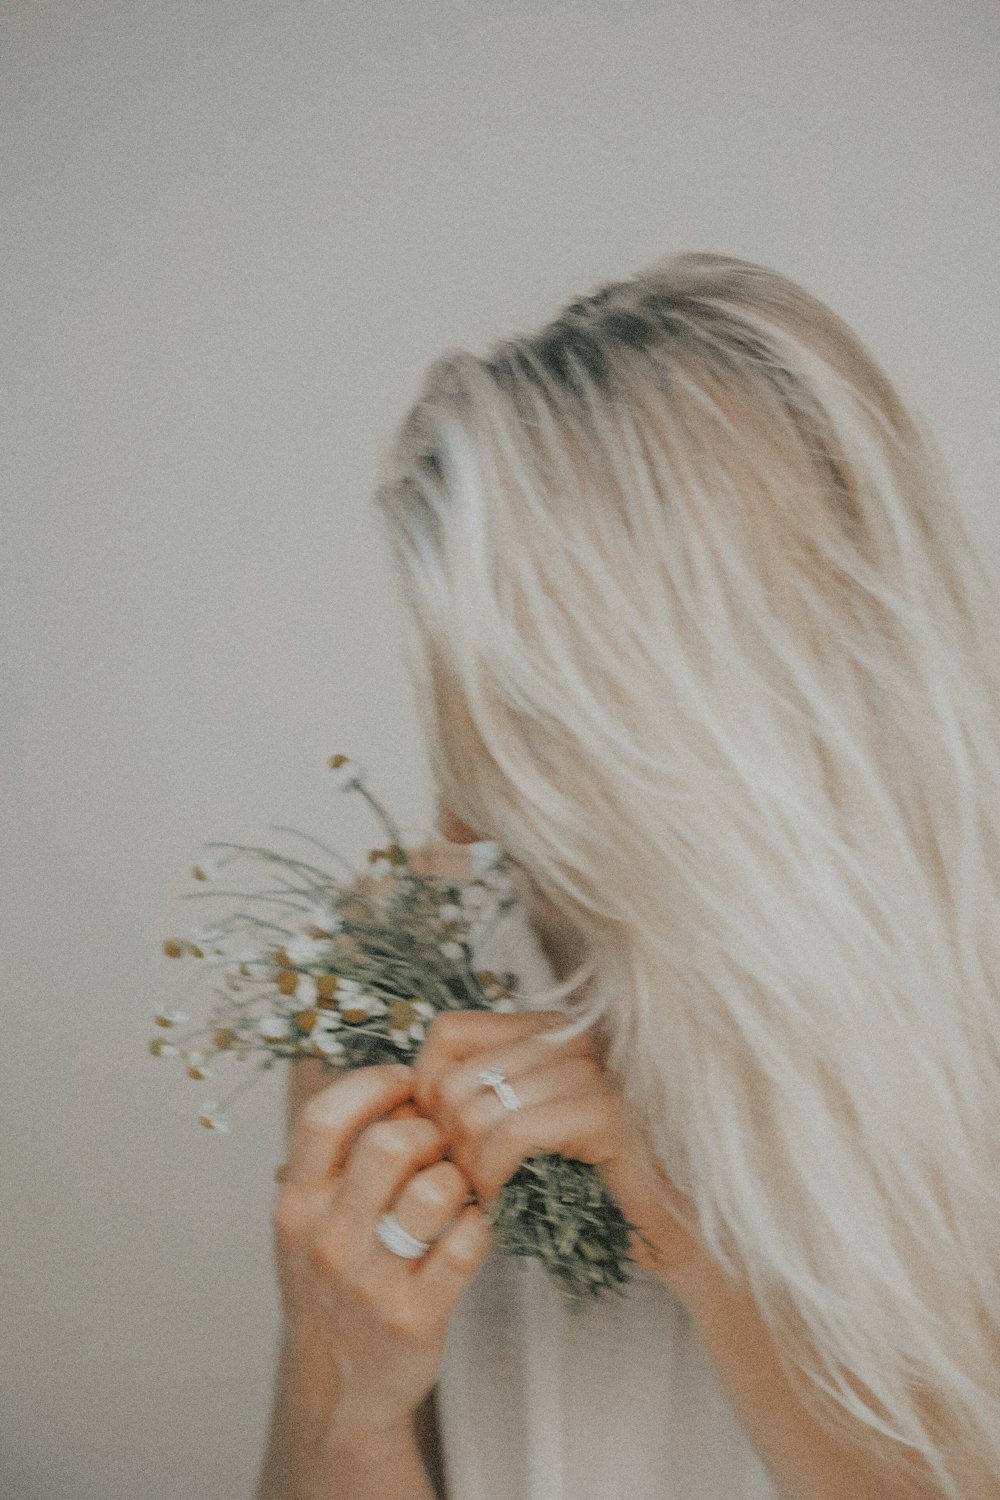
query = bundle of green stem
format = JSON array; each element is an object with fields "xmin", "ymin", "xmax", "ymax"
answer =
[{"xmin": 150, "ymin": 755, "xmax": 651, "ymax": 1310}]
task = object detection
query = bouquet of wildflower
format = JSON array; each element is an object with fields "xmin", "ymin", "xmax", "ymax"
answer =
[{"xmin": 150, "ymin": 755, "xmax": 649, "ymax": 1309}]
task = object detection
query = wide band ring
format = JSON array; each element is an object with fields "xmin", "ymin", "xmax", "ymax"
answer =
[
  {"xmin": 377, "ymin": 1210, "xmax": 432, "ymax": 1259},
  {"xmin": 478, "ymin": 1066, "xmax": 523, "ymax": 1111}
]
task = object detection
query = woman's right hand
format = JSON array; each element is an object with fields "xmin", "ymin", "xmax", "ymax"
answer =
[{"xmin": 271, "ymin": 1062, "xmax": 493, "ymax": 1444}]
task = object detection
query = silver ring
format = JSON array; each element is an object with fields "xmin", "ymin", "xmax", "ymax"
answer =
[
  {"xmin": 478, "ymin": 1066, "xmax": 523, "ymax": 1111},
  {"xmin": 376, "ymin": 1210, "xmax": 431, "ymax": 1259}
]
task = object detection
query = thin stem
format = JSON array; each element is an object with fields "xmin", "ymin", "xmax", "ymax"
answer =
[{"xmin": 266, "ymin": 825, "xmax": 355, "ymax": 876}]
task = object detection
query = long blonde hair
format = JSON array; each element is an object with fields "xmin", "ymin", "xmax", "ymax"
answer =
[{"xmin": 373, "ymin": 252, "xmax": 1000, "ymax": 1497}]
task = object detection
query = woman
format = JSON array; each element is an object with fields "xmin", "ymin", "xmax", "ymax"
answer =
[{"xmin": 256, "ymin": 253, "xmax": 1000, "ymax": 1499}]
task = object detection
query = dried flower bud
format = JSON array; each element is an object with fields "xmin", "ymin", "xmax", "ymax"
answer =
[
  {"xmin": 162, "ymin": 939, "xmax": 185, "ymax": 958},
  {"xmin": 186, "ymin": 944, "xmax": 205, "ymax": 959},
  {"xmin": 213, "ymin": 1028, "xmax": 238, "ymax": 1051}
]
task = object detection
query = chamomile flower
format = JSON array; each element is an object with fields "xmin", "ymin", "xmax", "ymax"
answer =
[
  {"xmin": 258, "ymin": 1015, "xmax": 291, "ymax": 1041},
  {"xmin": 284, "ymin": 934, "xmax": 327, "ymax": 966},
  {"xmin": 154, "ymin": 1009, "xmax": 190, "ymax": 1028},
  {"xmin": 198, "ymin": 1102, "xmax": 231, "ymax": 1132},
  {"xmin": 469, "ymin": 840, "xmax": 502, "ymax": 878},
  {"xmin": 328, "ymin": 754, "xmax": 363, "ymax": 791}
]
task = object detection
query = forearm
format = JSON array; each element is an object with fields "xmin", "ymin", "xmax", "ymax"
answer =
[
  {"xmin": 255, "ymin": 1339, "xmax": 438, "ymax": 1500},
  {"xmin": 667, "ymin": 1255, "xmax": 939, "ymax": 1500}
]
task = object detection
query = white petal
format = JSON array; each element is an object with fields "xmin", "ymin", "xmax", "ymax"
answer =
[
  {"xmin": 469, "ymin": 840, "xmax": 501, "ymax": 877},
  {"xmin": 313, "ymin": 1035, "xmax": 345, "ymax": 1056},
  {"xmin": 286, "ymin": 935, "xmax": 325, "ymax": 966},
  {"xmin": 330, "ymin": 758, "xmax": 363, "ymax": 792},
  {"xmin": 258, "ymin": 1016, "xmax": 291, "ymax": 1040}
]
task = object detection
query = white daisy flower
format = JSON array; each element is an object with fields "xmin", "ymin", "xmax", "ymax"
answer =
[
  {"xmin": 198, "ymin": 1102, "xmax": 231, "ymax": 1132},
  {"xmin": 305, "ymin": 903, "xmax": 343, "ymax": 934},
  {"xmin": 258, "ymin": 1015, "xmax": 291, "ymax": 1041},
  {"xmin": 329, "ymin": 757, "xmax": 363, "ymax": 792},
  {"xmin": 312, "ymin": 1034, "xmax": 345, "ymax": 1057},
  {"xmin": 149, "ymin": 1039, "xmax": 180, "ymax": 1058},
  {"xmin": 294, "ymin": 974, "xmax": 318, "ymax": 1007},
  {"xmin": 286, "ymin": 934, "xmax": 326, "ymax": 966},
  {"xmin": 313, "ymin": 1010, "xmax": 343, "ymax": 1034},
  {"xmin": 469, "ymin": 840, "xmax": 502, "ymax": 877},
  {"xmin": 154, "ymin": 1009, "xmax": 190, "ymax": 1028},
  {"xmin": 440, "ymin": 941, "xmax": 465, "ymax": 962}
]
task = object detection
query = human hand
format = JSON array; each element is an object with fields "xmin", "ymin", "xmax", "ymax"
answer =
[
  {"xmin": 412, "ymin": 1009, "xmax": 705, "ymax": 1292},
  {"xmin": 270, "ymin": 1063, "xmax": 492, "ymax": 1443}
]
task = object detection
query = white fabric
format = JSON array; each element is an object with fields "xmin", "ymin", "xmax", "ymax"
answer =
[{"xmin": 436, "ymin": 880, "xmax": 779, "ymax": 1500}]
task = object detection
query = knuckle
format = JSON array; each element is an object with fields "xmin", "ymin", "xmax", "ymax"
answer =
[
  {"xmin": 426, "ymin": 1010, "xmax": 461, "ymax": 1045},
  {"xmin": 362, "ymin": 1120, "xmax": 412, "ymax": 1161}
]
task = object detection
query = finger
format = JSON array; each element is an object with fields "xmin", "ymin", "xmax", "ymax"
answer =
[
  {"xmin": 331, "ymin": 1114, "xmax": 453, "ymax": 1258},
  {"xmin": 435, "ymin": 1047, "xmax": 600, "ymax": 1146},
  {"xmin": 371, "ymin": 1158, "xmax": 473, "ymax": 1266},
  {"xmin": 413, "ymin": 1010, "xmax": 593, "ymax": 1120},
  {"xmin": 284, "ymin": 1064, "xmax": 417, "ymax": 1193},
  {"xmin": 460, "ymin": 1092, "xmax": 619, "ymax": 1209},
  {"xmin": 414, "ymin": 1204, "xmax": 495, "ymax": 1322}
]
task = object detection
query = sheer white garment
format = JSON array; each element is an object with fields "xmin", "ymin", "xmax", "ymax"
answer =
[{"xmin": 436, "ymin": 870, "xmax": 779, "ymax": 1500}]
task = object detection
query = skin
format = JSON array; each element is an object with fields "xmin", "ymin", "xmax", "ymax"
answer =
[{"xmin": 262, "ymin": 809, "xmax": 704, "ymax": 1500}]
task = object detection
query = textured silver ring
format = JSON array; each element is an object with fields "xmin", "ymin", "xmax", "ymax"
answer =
[
  {"xmin": 478, "ymin": 1066, "xmax": 523, "ymax": 1111},
  {"xmin": 376, "ymin": 1210, "xmax": 431, "ymax": 1259}
]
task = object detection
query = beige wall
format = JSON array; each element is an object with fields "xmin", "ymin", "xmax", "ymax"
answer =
[{"xmin": 2, "ymin": 2, "xmax": 998, "ymax": 1496}]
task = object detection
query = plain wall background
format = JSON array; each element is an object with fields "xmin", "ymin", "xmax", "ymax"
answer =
[{"xmin": 3, "ymin": 2, "xmax": 998, "ymax": 1496}]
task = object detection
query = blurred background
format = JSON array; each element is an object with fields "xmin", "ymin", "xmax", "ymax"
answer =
[{"xmin": 2, "ymin": 2, "xmax": 998, "ymax": 1496}]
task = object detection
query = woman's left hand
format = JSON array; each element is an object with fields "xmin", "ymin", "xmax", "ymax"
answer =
[{"xmin": 411, "ymin": 1009, "xmax": 705, "ymax": 1291}]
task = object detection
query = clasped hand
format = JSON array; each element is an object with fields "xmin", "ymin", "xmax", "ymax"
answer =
[{"xmin": 409, "ymin": 1007, "xmax": 703, "ymax": 1291}]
